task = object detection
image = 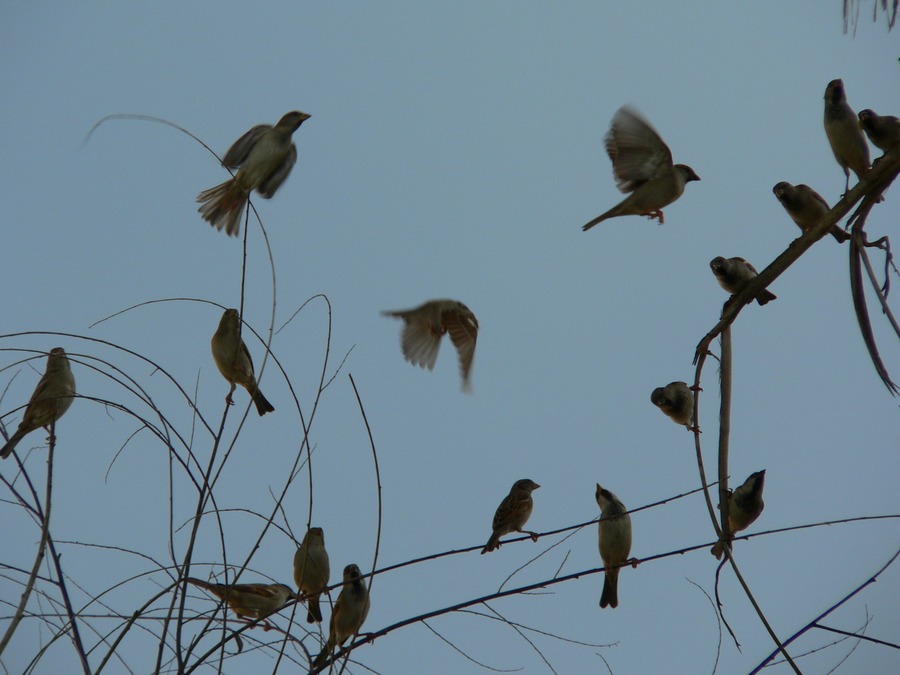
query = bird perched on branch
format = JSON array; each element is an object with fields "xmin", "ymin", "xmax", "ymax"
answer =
[
  {"xmin": 294, "ymin": 527, "xmax": 330, "ymax": 623},
  {"xmin": 858, "ymin": 109, "xmax": 900, "ymax": 154},
  {"xmin": 186, "ymin": 578, "xmax": 295, "ymax": 622},
  {"xmin": 582, "ymin": 105, "xmax": 699, "ymax": 230},
  {"xmin": 709, "ymin": 256, "xmax": 777, "ymax": 306},
  {"xmin": 1, "ymin": 348, "xmax": 76, "ymax": 459},
  {"xmin": 596, "ymin": 484, "xmax": 632, "ymax": 609},
  {"xmin": 382, "ymin": 299, "xmax": 478, "ymax": 391},
  {"xmin": 197, "ymin": 110, "xmax": 311, "ymax": 236},
  {"xmin": 482, "ymin": 479, "xmax": 540, "ymax": 554},
  {"xmin": 711, "ymin": 470, "xmax": 766, "ymax": 559},
  {"xmin": 772, "ymin": 181, "xmax": 848, "ymax": 243},
  {"xmin": 210, "ymin": 308, "xmax": 275, "ymax": 415},
  {"xmin": 311, "ymin": 564, "xmax": 371, "ymax": 672},
  {"xmin": 824, "ymin": 80, "xmax": 871, "ymax": 194},
  {"xmin": 650, "ymin": 381, "xmax": 694, "ymax": 430}
]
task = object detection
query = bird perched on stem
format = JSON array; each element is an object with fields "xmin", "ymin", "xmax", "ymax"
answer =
[
  {"xmin": 650, "ymin": 381, "xmax": 695, "ymax": 430},
  {"xmin": 711, "ymin": 470, "xmax": 766, "ymax": 559},
  {"xmin": 311, "ymin": 564, "xmax": 370, "ymax": 672},
  {"xmin": 1, "ymin": 348, "xmax": 76, "ymax": 459},
  {"xmin": 198, "ymin": 110, "xmax": 311, "ymax": 236},
  {"xmin": 596, "ymin": 484, "xmax": 632, "ymax": 609},
  {"xmin": 823, "ymin": 79, "xmax": 871, "ymax": 194},
  {"xmin": 382, "ymin": 299, "xmax": 478, "ymax": 391},
  {"xmin": 582, "ymin": 105, "xmax": 699, "ymax": 230},
  {"xmin": 481, "ymin": 479, "xmax": 540, "ymax": 554},
  {"xmin": 858, "ymin": 109, "xmax": 900, "ymax": 154},
  {"xmin": 294, "ymin": 527, "xmax": 330, "ymax": 623},
  {"xmin": 210, "ymin": 308, "xmax": 275, "ymax": 416},
  {"xmin": 772, "ymin": 181, "xmax": 848, "ymax": 243},
  {"xmin": 709, "ymin": 256, "xmax": 777, "ymax": 306},
  {"xmin": 186, "ymin": 578, "xmax": 295, "ymax": 623}
]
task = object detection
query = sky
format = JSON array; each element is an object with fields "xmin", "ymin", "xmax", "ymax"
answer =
[{"xmin": 1, "ymin": 2, "xmax": 898, "ymax": 674}]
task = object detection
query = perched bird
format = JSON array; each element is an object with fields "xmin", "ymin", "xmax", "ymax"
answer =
[
  {"xmin": 824, "ymin": 79, "xmax": 871, "ymax": 194},
  {"xmin": 582, "ymin": 105, "xmax": 699, "ymax": 230},
  {"xmin": 596, "ymin": 484, "xmax": 632, "ymax": 609},
  {"xmin": 210, "ymin": 308, "xmax": 275, "ymax": 416},
  {"xmin": 311, "ymin": 564, "xmax": 371, "ymax": 672},
  {"xmin": 382, "ymin": 300, "xmax": 478, "ymax": 391},
  {"xmin": 711, "ymin": 470, "xmax": 766, "ymax": 559},
  {"xmin": 186, "ymin": 578, "xmax": 295, "ymax": 622},
  {"xmin": 197, "ymin": 110, "xmax": 311, "ymax": 236},
  {"xmin": 858, "ymin": 109, "xmax": 900, "ymax": 154},
  {"xmin": 709, "ymin": 256, "xmax": 777, "ymax": 306},
  {"xmin": 481, "ymin": 479, "xmax": 540, "ymax": 554},
  {"xmin": 1, "ymin": 348, "xmax": 76, "ymax": 459},
  {"xmin": 650, "ymin": 381, "xmax": 694, "ymax": 429},
  {"xmin": 772, "ymin": 181, "xmax": 848, "ymax": 243},
  {"xmin": 294, "ymin": 527, "xmax": 330, "ymax": 623}
]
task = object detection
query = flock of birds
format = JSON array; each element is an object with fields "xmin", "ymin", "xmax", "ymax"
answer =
[{"xmin": 2, "ymin": 77, "xmax": 896, "ymax": 672}]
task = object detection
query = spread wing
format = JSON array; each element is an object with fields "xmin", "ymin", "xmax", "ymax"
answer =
[
  {"xmin": 398, "ymin": 318, "xmax": 442, "ymax": 371},
  {"xmin": 605, "ymin": 106, "xmax": 674, "ymax": 193},
  {"xmin": 222, "ymin": 124, "xmax": 272, "ymax": 168},
  {"xmin": 443, "ymin": 308, "xmax": 478, "ymax": 389},
  {"xmin": 258, "ymin": 144, "xmax": 297, "ymax": 198}
]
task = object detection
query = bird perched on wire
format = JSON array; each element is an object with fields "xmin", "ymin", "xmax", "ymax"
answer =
[
  {"xmin": 772, "ymin": 181, "xmax": 848, "ymax": 243},
  {"xmin": 596, "ymin": 483, "xmax": 632, "ymax": 609},
  {"xmin": 210, "ymin": 308, "xmax": 275, "ymax": 416},
  {"xmin": 650, "ymin": 381, "xmax": 695, "ymax": 430},
  {"xmin": 311, "ymin": 564, "xmax": 371, "ymax": 672},
  {"xmin": 186, "ymin": 578, "xmax": 295, "ymax": 623},
  {"xmin": 197, "ymin": 110, "xmax": 311, "ymax": 236},
  {"xmin": 481, "ymin": 479, "xmax": 540, "ymax": 554},
  {"xmin": 709, "ymin": 256, "xmax": 777, "ymax": 306},
  {"xmin": 582, "ymin": 105, "xmax": 699, "ymax": 230},
  {"xmin": 858, "ymin": 109, "xmax": 900, "ymax": 154},
  {"xmin": 382, "ymin": 299, "xmax": 478, "ymax": 391},
  {"xmin": 711, "ymin": 470, "xmax": 766, "ymax": 559},
  {"xmin": 294, "ymin": 527, "xmax": 330, "ymax": 623},
  {"xmin": 1, "ymin": 348, "xmax": 76, "ymax": 459},
  {"xmin": 823, "ymin": 80, "xmax": 871, "ymax": 194}
]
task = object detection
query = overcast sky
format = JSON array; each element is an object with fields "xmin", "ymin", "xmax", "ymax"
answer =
[{"xmin": 1, "ymin": 2, "xmax": 898, "ymax": 674}]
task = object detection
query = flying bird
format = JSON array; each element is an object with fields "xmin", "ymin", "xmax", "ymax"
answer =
[
  {"xmin": 382, "ymin": 299, "xmax": 478, "ymax": 391},
  {"xmin": 197, "ymin": 110, "xmax": 311, "ymax": 236},
  {"xmin": 582, "ymin": 105, "xmax": 699, "ymax": 230}
]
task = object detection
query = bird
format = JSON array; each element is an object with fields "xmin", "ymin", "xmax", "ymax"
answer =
[
  {"xmin": 858, "ymin": 109, "xmax": 900, "ymax": 154},
  {"xmin": 709, "ymin": 256, "xmax": 777, "ymax": 306},
  {"xmin": 311, "ymin": 564, "xmax": 371, "ymax": 672},
  {"xmin": 1, "ymin": 348, "xmax": 76, "ymax": 459},
  {"xmin": 294, "ymin": 527, "xmax": 330, "ymax": 624},
  {"xmin": 824, "ymin": 79, "xmax": 871, "ymax": 194},
  {"xmin": 197, "ymin": 110, "xmax": 311, "ymax": 236},
  {"xmin": 210, "ymin": 308, "xmax": 275, "ymax": 416},
  {"xmin": 186, "ymin": 578, "xmax": 295, "ymax": 622},
  {"xmin": 596, "ymin": 484, "xmax": 632, "ymax": 609},
  {"xmin": 772, "ymin": 181, "xmax": 848, "ymax": 243},
  {"xmin": 711, "ymin": 470, "xmax": 766, "ymax": 559},
  {"xmin": 381, "ymin": 300, "xmax": 478, "ymax": 391},
  {"xmin": 650, "ymin": 381, "xmax": 694, "ymax": 430},
  {"xmin": 481, "ymin": 479, "xmax": 540, "ymax": 554},
  {"xmin": 582, "ymin": 105, "xmax": 699, "ymax": 230}
]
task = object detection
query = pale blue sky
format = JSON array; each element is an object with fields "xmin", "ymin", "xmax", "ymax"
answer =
[{"xmin": 1, "ymin": 2, "xmax": 898, "ymax": 673}]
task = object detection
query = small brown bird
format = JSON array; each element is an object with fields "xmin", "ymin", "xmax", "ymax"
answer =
[
  {"xmin": 596, "ymin": 484, "xmax": 632, "ymax": 609},
  {"xmin": 1, "ymin": 348, "xmax": 76, "ymax": 459},
  {"xmin": 711, "ymin": 470, "xmax": 766, "ymax": 559},
  {"xmin": 481, "ymin": 479, "xmax": 540, "ymax": 554},
  {"xmin": 198, "ymin": 110, "xmax": 311, "ymax": 236},
  {"xmin": 311, "ymin": 564, "xmax": 371, "ymax": 672},
  {"xmin": 210, "ymin": 308, "xmax": 274, "ymax": 416},
  {"xmin": 186, "ymin": 578, "xmax": 295, "ymax": 621},
  {"xmin": 294, "ymin": 527, "xmax": 330, "ymax": 623},
  {"xmin": 582, "ymin": 105, "xmax": 699, "ymax": 230},
  {"xmin": 710, "ymin": 256, "xmax": 777, "ymax": 306},
  {"xmin": 824, "ymin": 79, "xmax": 871, "ymax": 194},
  {"xmin": 650, "ymin": 381, "xmax": 694, "ymax": 429},
  {"xmin": 858, "ymin": 109, "xmax": 900, "ymax": 154},
  {"xmin": 382, "ymin": 300, "xmax": 478, "ymax": 391},
  {"xmin": 772, "ymin": 181, "xmax": 848, "ymax": 243}
]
